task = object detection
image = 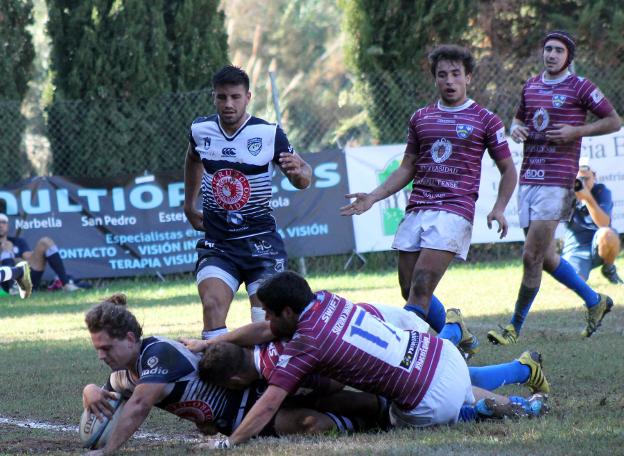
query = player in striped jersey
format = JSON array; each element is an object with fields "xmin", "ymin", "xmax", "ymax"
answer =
[
  {"xmin": 341, "ymin": 45, "xmax": 517, "ymax": 359},
  {"xmin": 488, "ymin": 31, "xmax": 621, "ymax": 345},
  {"xmin": 202, "ymin": 272, "xmax": 547, "ymax": 449},
  {"xmin": 184, "ymin": 66, "xmax": 311, "ymax": 341},
  {"xmin": 82, "ymin": 294, "xmax": 364, "ymax": 455}
]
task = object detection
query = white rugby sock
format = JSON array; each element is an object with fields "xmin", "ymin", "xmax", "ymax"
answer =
[{"xmin": 0, "ymin": 266, "xmax": 13, "ymax": 282}]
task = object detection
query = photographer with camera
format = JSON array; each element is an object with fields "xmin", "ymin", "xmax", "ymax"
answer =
[{"xmin": 562, "ymin": 161, "xmax": 622, "ymax": 284}]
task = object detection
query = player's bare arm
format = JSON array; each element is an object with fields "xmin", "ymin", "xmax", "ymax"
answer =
[
  {"xmin": 340, "ymin": 151, "xmax": 417, "ymax": 216},
  {"xmin": 546, "ymin": 109, "xmax": 622, "ymax": 144},
  {"xmin": 510, "ymin": 118, "xmax": 529, "ymax": 143},
  {"xmin": 487, "ymin": 157, "xmax": 517, "ymax": 239},
  {"xmin": 92, "ymin": 382, "xmax": 167, "ymax": 456},
  {"xmin": 278, "ymin": 151, "xmax": 312, "ymax": 189},
  {"xmin": 82, "ymin": 384, "xmax": 119, "ymax": 421},
  {"xmin": 227, "ymin": 385, "xmax": 289, "ymax": 447},
  {"xmin": 183, "ymin": 143, "xmax": 205, "ymax": 231},
  {"xmin": 180, "ymin": 321, "xmax": 275, "ymax": 352}
]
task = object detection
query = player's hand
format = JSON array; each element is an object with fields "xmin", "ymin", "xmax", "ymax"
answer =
[
  {"xmin": 279, "ymin": 152, "xmax": 311, "ymax": 189},
  {"xmin": 82, "ymin": 385, "xmax": 119, "ymax": 421},
  {"xmin": 340, "ymin": 193, "xmax": 376, "ymax": 216},
  {"xmin": 510, "ymin": 124, "xmax": 529, "ymax": 143},
  {"xmin": 546, "ymin": 123, "xmax": 579, "ymax": 144},
  {"xmin": 178, "ymin": 337, "xmax": 208, "ymax": 352},
  {"xmin": 575, "ymin": 185, "xmax": 592, "ymax": 202},
  {"xmin": 183, "ymin": 206, "xmax": 205, "ymax": 232},
  {"xmin": 487, "ymin": 209, "xmax": 509, "ymax": 239}
]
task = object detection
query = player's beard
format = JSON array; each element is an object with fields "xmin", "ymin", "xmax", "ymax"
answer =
[{"xmin": 220, "ymin": 111, "xmax": 245, "ymax": 127}]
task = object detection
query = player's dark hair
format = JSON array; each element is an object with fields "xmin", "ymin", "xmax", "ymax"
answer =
[
  {"xmin": 198, "ymin": 342, "xmax": 248, "ymax": 386},
  {"xmin": 85, "ymin": 293, "xmax": 143, "ymax": 340},
  {"xmin": 256, "ymin": 271, "xmax": 315, "ymax": 315},
  {"xmin": 428, "ymin": 45, "xmax": 475, "ymax": 76},
  {"xmin": 212, "ymin": 65, "xmax": 250, "ymax": 91},
  {"xmin": 543, "ymin": 30, "xmax": 576, "ymax": 67}
]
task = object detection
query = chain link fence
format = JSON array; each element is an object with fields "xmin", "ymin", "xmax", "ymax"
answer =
[{"xmin": 1, "ymin": 51, "xmax": 622, "ymax": 273}]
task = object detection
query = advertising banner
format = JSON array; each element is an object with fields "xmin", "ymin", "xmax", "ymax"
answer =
[
  {"xmin": 0, "ymin": 149, "xmax": 354, "ymax": 279},
  {"xmin": 345, "ymin": 128, "xmax": 624, "ymax": 252}
]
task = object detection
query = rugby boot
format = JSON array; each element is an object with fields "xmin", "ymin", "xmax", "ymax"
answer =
[
  {"xmin": 487, "ymin": 324, "xmax": 518, "ymax": 345},
  {"xmin": 601, "ymin": 264, "xmax": 623, "ymax": 284},
  {"xmin": 581, "ymin": 293, "xmax": 614, "ymax": 337},
  {"xmin": 15, "ymin": 261, "xmax": 32, "ymax": 299},
  {"xmin": 445, "ymin": 308, "xmax": 480, "ymax": 359},
  {"xmin": 517, "ymin": 350, "xmax": 550, "ymax": 394}
]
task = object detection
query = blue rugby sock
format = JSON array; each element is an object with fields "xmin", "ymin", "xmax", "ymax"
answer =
[
  {"xmin": 438, "ymin": 323, "xmax": 462, "ymax": 345},
  {"xmin": 404, "ymin": 294, "xmax": 446, "ymax": 333},
  {"xmin": 427, "ymin": 295, "xmax": 446, "ymax": 333},
  {"xmin": 469, "ymin": 360, "xmax": 531, "ymax": 391},
  {"xmin": 549, "ymin": 258, "xmax": 600, "ymax": 308},
  {"xmin": 510, "ymin": 285, "xmax": 539, "ymax": 333}
]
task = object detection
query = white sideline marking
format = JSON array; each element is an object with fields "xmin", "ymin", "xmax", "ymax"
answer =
[{"xmin": 0, "ymin": 415, "xmax": 200, "ymax": 443}]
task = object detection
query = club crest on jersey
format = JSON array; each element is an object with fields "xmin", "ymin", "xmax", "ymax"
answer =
[
  {"xmin": 455, "ymin": 124, "xmax": 473, "ymax": 139},
  {"xmin": 552, "ymin": 95, "xmax": 566, "ymax": 108},
  {"xmin": 532, "ymin": 108, "xmax": 549, "ymax": 132},
  {"xmin": 211, "ymin": 168, "xmax": 251, "ymax": 211},
  {"xmin": 430, "ymin": 138, "xmax": 453, "ymax": 163},
  {"xmin": 247, "ymin": 137, "xmax": 262, "ymax": 156}
]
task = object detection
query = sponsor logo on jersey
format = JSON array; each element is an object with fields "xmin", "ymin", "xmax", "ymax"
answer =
[
  {"xmin": 399, "ymin": 331, "xmax": 419, "ymax": 369},
  {"xmin": 455, "ymin": 124, "xmax": 474, "ymax": 139},
  {"xmin": 252, "ymin": 239, "xmax": 273, "ymax": 254},
  {"xmin": 147, "ymin": 356, "xmax": 159, "ymax": 368},
  {"xmin": 165, "ymin": 401, "xmax": 214, "ymax": 423},
  {"xmin": 590, "ymin": 88, "xmax": 604, "ymax": 104},
  {"xmin": 552, "ymin": 94, "xmax": 566, "ymax": 108},
  {"xmin": 532, "ymin": 108, "xmax": 549, "ymax": 132},
  {"xmin": 276, "ymin": 354, "xmax": 291, "ymax": 368},
  {"xmin": 274, "ymin": 258, "xmax": 285, "ymax": 272},
  {"xmin": 221, "ymin": 147, "xmax": 236, "ymax": 157},
  {"xmin": 142, "ymin": 367, "xmax": 169, "ymax": 376},
  {"xmin": 524, "ymin": 169, "xmax": 545, "ymax": 180},
  {"xmin": 202, "ymin": 137, "xmax": 211, "ymax": 147},
  {"xmin": 247, "ymin": 137, "xmax": 262, "ymax": 155},
  {"xmin": 226, "ymin": 211, "xmax": 244, "ymax": 226},
  {"xmin": 211, "ymin": 169, "xmax": 251, "ymax": 211},
  {"xmin": 430, "ymin": 138, "xmax": 453, "ymax": 163},
  {"xmin": 496, "ymin": 127, "xmax": 506, "ymax": 144}
]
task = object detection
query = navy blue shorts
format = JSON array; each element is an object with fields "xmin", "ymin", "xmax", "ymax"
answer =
[{"xmin": 195, "ymin": 231, "xmax": 287, "ymax": 295}]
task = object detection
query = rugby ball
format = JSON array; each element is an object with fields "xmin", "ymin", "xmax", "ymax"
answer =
[{"xmin": 79, "ymin": 396, "xmax": 126, "ymax": 449}]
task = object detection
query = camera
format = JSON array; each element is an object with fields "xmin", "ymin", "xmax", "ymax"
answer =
[{"xmin": 574, "ymin": 177, "xmax": 588, "ymax": 192}]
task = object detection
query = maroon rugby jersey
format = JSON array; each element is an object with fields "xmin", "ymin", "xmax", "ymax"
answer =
[
  {"xmin": 516, "ymin": 72, "xmax": 614, "ymax": 187},
  {"xmin": 268, "ymin": 291, "xmax": 443, "ymax": 410},
  {"xmin": 405, "ymin": 99, "xmax": 511, "ymax": 222}
]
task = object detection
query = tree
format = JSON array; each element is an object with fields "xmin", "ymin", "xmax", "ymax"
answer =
[
  {"xmin": 341, "ymin": 0, "xmax": 476, "ymax": 143},
  {"xmin": 0, "ymin": 0, "xmax": 35, "ymax": 184},
  {"xmin": 46, "ymin": 0, "xmax": 228, "ymax": 177}
]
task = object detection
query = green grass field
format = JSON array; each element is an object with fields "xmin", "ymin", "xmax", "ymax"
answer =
[{"xmin": 1, "ymin": 259, "xmax": 623, "ymax": 455}]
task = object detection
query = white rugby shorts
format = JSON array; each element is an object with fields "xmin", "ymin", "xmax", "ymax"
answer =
[
  {"xmin": 391, "ymin": 210, "xmax": 473, "ymax": 260},
  {"xmin": 389, "ymin": 339, "xmax": 473, "ymax": 427},
  {"xmin": 518, "ymin": 184, "xmax": 575, "ymax": 228}
]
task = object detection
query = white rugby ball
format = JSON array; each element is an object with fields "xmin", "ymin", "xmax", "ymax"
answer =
[{"xmin": 79, "ymin": 396, "xmax": 126, "ymax": 449}]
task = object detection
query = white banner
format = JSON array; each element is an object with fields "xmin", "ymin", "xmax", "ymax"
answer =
[{"xmin": 345, "ymin": 128, "xmax": 624, "ymax": 253}]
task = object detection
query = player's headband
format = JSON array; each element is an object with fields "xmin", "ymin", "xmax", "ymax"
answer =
[
  {"xmin": 0, "ymin": 214, "xmax": 8, "ymax": 223},
  {"xmin": 543, "ymin": 30, "xmax": 576, "ymax": 68}
]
